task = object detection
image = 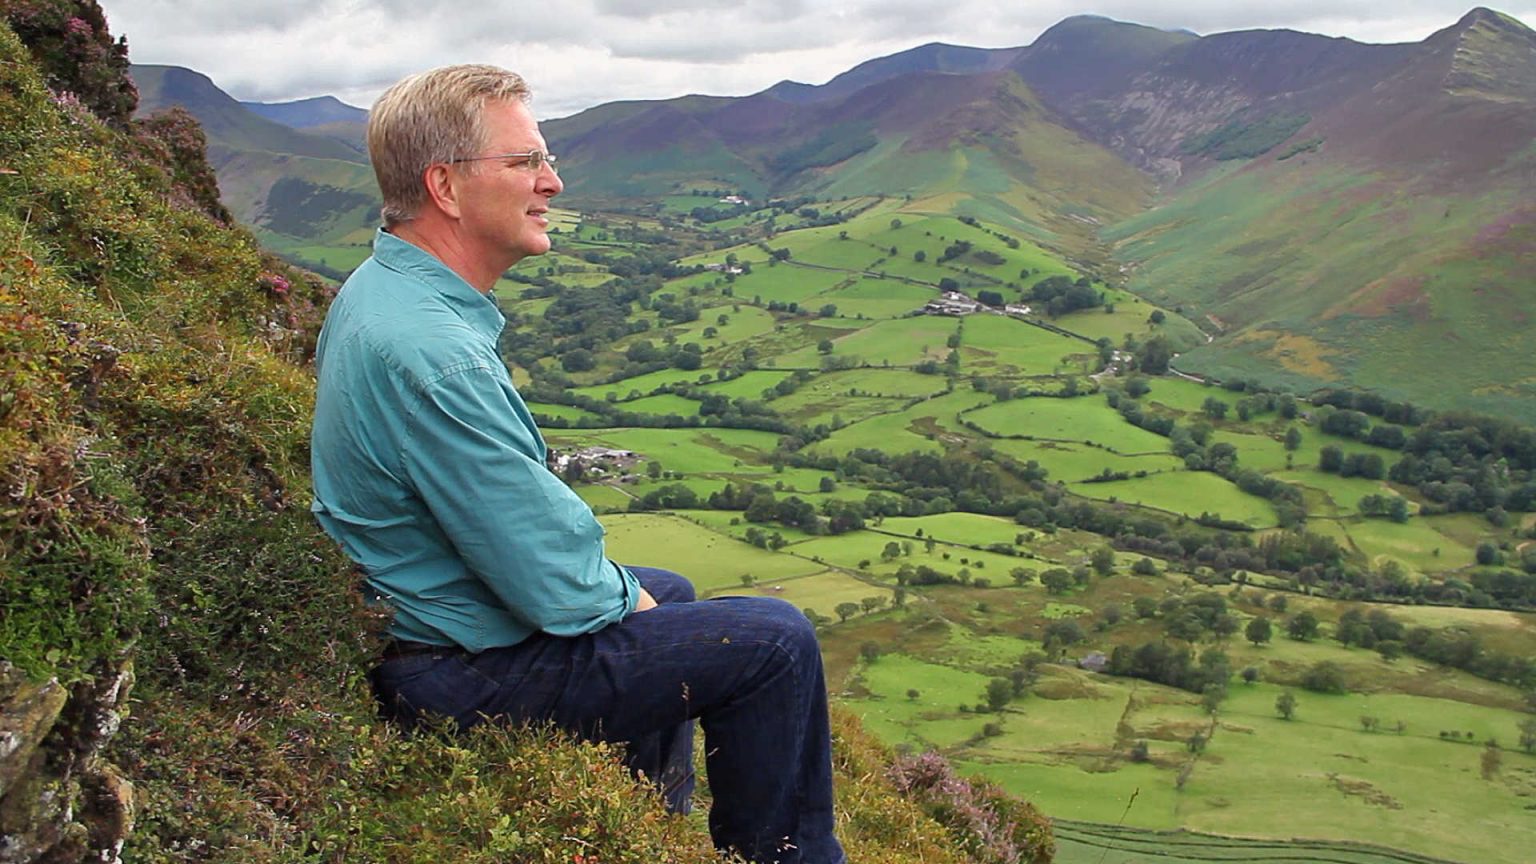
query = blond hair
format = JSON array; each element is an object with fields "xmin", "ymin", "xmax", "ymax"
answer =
[{"xmin": 367, "ymin": 64, "xmax": 530, "ymax": 226}]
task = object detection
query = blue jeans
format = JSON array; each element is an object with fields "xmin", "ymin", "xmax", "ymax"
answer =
[{"xmin": 370, "ymin": 567, "xmax": 845, "ymax": 864}]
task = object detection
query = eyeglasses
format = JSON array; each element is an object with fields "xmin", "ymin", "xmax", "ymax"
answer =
[{"xmin": 448, "ymin": 150, "xmax": 559, "ymax": 173}]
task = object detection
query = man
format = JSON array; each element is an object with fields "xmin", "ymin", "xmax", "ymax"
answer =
[{"xmin": 309, "ymin": 64, "xmax": 845, "ymax": 864}]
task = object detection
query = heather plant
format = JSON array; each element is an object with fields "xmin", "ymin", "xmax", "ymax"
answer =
[
  {"xmin": 887, "ymin": 751, "xmax": 1054, "ymax": 864},
  {"xmin": 1, "ymin": 0, "xmax": 136, "ymax": 126}
]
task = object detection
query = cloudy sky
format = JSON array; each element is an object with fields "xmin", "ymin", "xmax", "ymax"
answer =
[{"xmin": 106, "ymin": 1, "xmax": 1534, "ymax": 119}]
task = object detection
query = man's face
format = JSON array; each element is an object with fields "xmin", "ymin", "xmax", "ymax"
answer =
[{"xmin": 456, "ymin": 99, "xmax": 563, "ymax": 270}]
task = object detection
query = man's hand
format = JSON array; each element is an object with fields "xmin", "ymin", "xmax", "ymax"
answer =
[{"xmin": 634, "ymin": 587, "xmax": 658, "ymax": 613}]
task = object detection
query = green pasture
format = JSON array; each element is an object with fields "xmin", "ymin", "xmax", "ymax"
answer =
[
  {"xmin": 930, "ymin": 626, "xmax": 1043, "ymax": 669},
  {"xmin": 1073, "ymin": 471, "xmax": 1278, "ymax": 527},
  {"xmin": 774, "ymin": 315, "xmax": 961, "ymax": 368},
  {"xmin": 961, "ymin": 314, "xmax": 1098, "ymax": 375},
  {"xmin": 990, "ymin": 438, "xmax": 1185, "ymax": 485},
  {"xmin": 966, "ymin": 396, "xmax": 1173, "ymax": 452},
  {"xmin": 813, "ymin": 390, "xmax": 993, "ymax": 455},
  {"xmin": 875, "ymin": 513, "xmax": 1026, "ymax": 549},
  {"xmin": 1050, "ymin": 822, "xmax": 1476, "ymax": 864},
  {"xmin": 545, "ymin": 427, "xmax": 781, "ymax": 474},
  {"xmin": 852, "ymin": 653, "xmax": 998, "ymax": 747},
  {"xmin": 694, "ymin": 370, "xmax": 793, "ymax": 400},
  {"xmin": 844, "ymin": 612, "xmax": 1536, "ymax": 863},
  {"xmin": 614, "ymin": 393, "xmax": 703, "ymax": 417},
  {"xmin": 749, "ymin": 569, "xmax": 892, "ymax": 614},
  {"xmin": 287, "ymin": 242, "xmax": 372, "ymax": 273},
  {"xmin": 1344, "ymin": 517, "xmax": 1479, "ymax": 572},
  {"xmin": 665, "ymin": 304, "xmax": 778, "ymax": 349},
  {"xmin": 570, "ymin": 368, "xmax": 719, "ymax": 401},
  {"xmin": 799, "ymin": 368, "xmax": 953, "ymax": 399},
  {"xmin": 1211, "ymin": 429, "xmax": 1292, "ymax": 472},
  {"xmin": 809, "ymin": 277, "xmax": 936, "ymax": 319},
  {"xmin": 1273, "ymin": 469, "xmax": 1401, "ymax": 517},
  {"xmin": 1141, "ymin": 378, "xmax": 1239, "ymax": 415},
  {"xmin": 769, "ymin": 391, "xmax": 913, "ymax": 427},
  {"xmin": 526, "ymin": 402, "xmax": 604, "ymax": 424},
  {"xmin": 574, "ymin": 484, "xmax": 634, "ymax": 512},
  {"xmin": 599, "ymin": 513, "xmax": 822, "ymax": 591},
  {"xmin": 730, "ymin": 263, "xmax": 847, "ymax": 306},
  {"xmin": 676, "ymin": 510, "xmax": 820, "ymax": 546}
]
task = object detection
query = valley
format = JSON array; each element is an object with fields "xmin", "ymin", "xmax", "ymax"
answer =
[{"xmin": 87, "ymin": 5, "xmax": 1536, "ymax": 862}]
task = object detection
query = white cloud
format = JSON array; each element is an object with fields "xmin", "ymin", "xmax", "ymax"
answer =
[{"xmin": 104, "ymin": 0, "xmax": 1536, "ymax": 117}]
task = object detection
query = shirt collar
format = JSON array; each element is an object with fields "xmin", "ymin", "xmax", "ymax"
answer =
[{"xmin": 371, "ymin": 228, "xmax": 505, "ymax": 339}]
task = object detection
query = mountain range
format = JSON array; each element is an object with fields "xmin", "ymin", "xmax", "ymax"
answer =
[{"xmin": 131, "ymin": 7, "xmax": 1536, "ymax": 419}]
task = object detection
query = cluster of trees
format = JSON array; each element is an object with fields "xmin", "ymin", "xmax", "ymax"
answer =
[
  {"xmin": 1026, "ymin": 275, "xmax": 1103, "ymax": 317},
  {"xmin": 1104, "ymin": 642, "xmax": 1231, "ymax": 694}
]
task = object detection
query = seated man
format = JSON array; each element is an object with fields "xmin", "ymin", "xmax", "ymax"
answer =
[{"xmin": 308, "ymin": 64, "xmax": 845, "ymax": 864}]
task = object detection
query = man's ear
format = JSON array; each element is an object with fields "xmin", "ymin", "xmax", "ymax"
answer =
[{"xmin": 421, "ymin": 162, "xmax": 463, "ymax": 220}]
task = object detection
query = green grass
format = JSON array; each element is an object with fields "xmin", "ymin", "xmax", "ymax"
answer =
[
  {"xmin": 729, "ymin": 263, "xmax": 846, "ymax": 306},
  {"xmin": 992, "ymin": 438, "xmax": 1185, "ymax": 485},
  {"xmin": 600, "ymin": 513, "xmax": 823, "ymax": 591},
  {"xmin": 967, "ymin": 396, "xmax": 1173, "ymax": 452},
  {"xmin": 693, "ymin": 370, "xmax": 793, "ymax": 400},
  {"xmin": 814, "ymin": 390, "xmax": 993, "ymax": 455},
  {"xmin": 615, "ymin": 393, "xmax": 702, "ymax": 417},
  {"xmin": 545, "ymin": 427, "xmax": 782, "ymax": 474},
  {"xmin": 570, "ymin": 368, "xmax": 722, "ymax": 401},
  {"xmin": 961, "ymin": 314, "xmax": 1099, "ymax": 376},
  {"xmin": 526, "ymin": 402, "xmax": 605, "ymax": 424},
  {"xmin": 810, "ymin": 277, "xmax": 938, "ymax": 319},
  {"xmin": 1073, "ymin": 471, "xmax": 1279, "ymax": 528},
  {"xmin": 876, "ymin": 513, "xmax": 1027, "ymax": 549},
  {"xmin": 751, "ymin": 570, "xmax": 892, "ymax": 614},
  {"xmin": 774, "ymin": 315, "xmax": 961, "ymax": 368}
]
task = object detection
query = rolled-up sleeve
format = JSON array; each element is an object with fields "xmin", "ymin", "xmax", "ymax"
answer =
[{"xmin": 399, "ymin": 362, "xmax": 639, "ymax": 636}]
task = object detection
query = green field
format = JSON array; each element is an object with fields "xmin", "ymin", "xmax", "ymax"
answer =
[
  {"xmin": 600, "ymin": 513, "xmax": 823, "ymax": 591},
  {"xmin": 775, "ymin": 316, "xmax": 960, "ymax": 367},
  {"xmin": 967, "ymin": 396, "xmax": 1174, "ymax": 452},
  {"xmin": 962, "ymin": 314, "xmax": 1099, "ymax": 376},
  {"xmin": 507, "ymin": 190, "xmax": 1536, "ymax": 864}
]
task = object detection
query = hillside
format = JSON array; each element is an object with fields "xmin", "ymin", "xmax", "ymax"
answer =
[
  {"xmin": 1106, "ymin": 8, "xmax": 1536, "ymax": 420},
  {"xmin": 130, "ymin": 7, "xmax": 1536, "ymax": 421},
  {"xmin": 0, "ymin": 9, "xmax": 1051, "ymax": 864}
]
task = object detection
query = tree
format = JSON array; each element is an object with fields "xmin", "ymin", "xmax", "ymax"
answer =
[
  {"xmin": 906, "ymin": 688, "xmax": 920, "ymax": 701},
  {"xmin": 1286, "ymin": 611, "xmax": 1320, "ymax": 641},
  {"xmin": 860, "ymin": 595, "xmax": 887, "ymax": 615},
  {"xmin": 1276, "ymin": 690, "xmax": 1297, "ymax": 720},
  {"xmin": 985, "ymin": 677, "xmax": 1013, "ymax": 712},
  {"xmin": 1284, "ymin": 426, "xmax": 1303, "ymax": 451},
  {"xmin": 834, "ymin": 602, "xmax": 860, "ymax": 623},
  {"xmin": 859, "ymin": 642, "xmax": 882, "ymax": 663},
  {"xmin": 1136, "ymin": 336, "xmax": 1173, "ymax": 375},
  {"xmin": 1040, "ymin": 568, "xmax": 1073, "ymax": 594},
  {"xmin": 1091, "ymin": 546, "xmax": 1116, "ymax": 576},
  {"xmin": 817, "ymin": 338, "xmax": 834, "ymax": 355},
  {"xmin": 1518, "ymin": 718, "xmax": 1536, "ymax": 754},
  {"xmin": 1241, "ymin": 666, "xmax": 1260, "ymax": 684},
  {"xmin": 1301, "ymin": 661, "xmax": 1346, "ymax": 694},
  {"xmin": 1481, "ymin": 741, "xmax": 1502, "ymax": 780},
  {"xmin": 1245, "ymin": 616, "xmax": 1273, "ymax": 646},
  {"xmin": 1201, "ymin": 397, "xmax": 1229, "ymax": 420}
]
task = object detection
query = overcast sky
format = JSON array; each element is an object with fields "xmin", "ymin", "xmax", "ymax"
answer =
[{"xmin": 106, "ymin": 1, "xmax": 1533, "ymax": 119}]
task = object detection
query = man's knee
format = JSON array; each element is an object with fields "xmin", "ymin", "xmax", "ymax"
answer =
[{"xmin": 740, "ymin": 596, "xmax": 821, "ymax": 659}]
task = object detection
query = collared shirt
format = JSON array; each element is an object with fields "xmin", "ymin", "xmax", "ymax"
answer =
[{"xmin": 310, "ymin": 229, "xmax": 639, "ymax": 652}]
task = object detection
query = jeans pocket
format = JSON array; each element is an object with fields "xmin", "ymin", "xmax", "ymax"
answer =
[{"xmin": 376, "ymin": 654, "xmax": 500, "ymax": 730}]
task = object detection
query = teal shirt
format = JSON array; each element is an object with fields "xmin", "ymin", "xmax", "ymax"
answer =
[{"xmin": 310, "ymin": 230, "xmax": 639, "ymax": 652}]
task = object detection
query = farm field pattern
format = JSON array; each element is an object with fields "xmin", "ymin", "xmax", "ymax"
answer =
[{"xmin": 520, "ymin": 196, "xmax": 1535, "ymax": 864}]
